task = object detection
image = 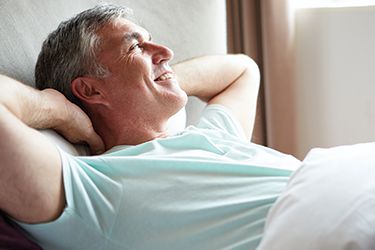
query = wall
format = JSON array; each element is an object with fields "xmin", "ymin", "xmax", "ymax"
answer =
[{"xmin": 294, "ymin": 5, "xmax": 375, "ymax": 158}]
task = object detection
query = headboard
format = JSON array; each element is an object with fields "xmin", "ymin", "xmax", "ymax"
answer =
[{"xmin": 0, "ymin": 0, "xmax": 227, "ymax": 154}]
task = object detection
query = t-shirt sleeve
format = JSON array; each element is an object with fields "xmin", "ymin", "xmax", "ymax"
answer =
[
  {"xmin": 14, "ymin": 147, "xmax": 120, "ymax": 250},
  {"xmin": 196, "ymin": 104, "xmax": 246, "ymax": 139}
]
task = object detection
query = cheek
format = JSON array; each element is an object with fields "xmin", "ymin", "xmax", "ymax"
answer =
[
  {"xmin": 107, "ymin": 56, "xmax": 153, "ymax": 95},
  {"xmin": 123, "ymin": 60, "xmax": 150, "ymax": 82},
  {"xmin": 132, "ymin": 55, "xmax": 152, "ymax": 73}
]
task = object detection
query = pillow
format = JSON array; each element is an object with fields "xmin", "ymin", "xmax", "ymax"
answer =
[
  {"xmin": 40, "ymin": 107, "xmax": 187, "ymax": 156},
  {"xmin": 166, "ymin": 106, "xmax": 187, "ymax": 135},
  {"xmin": 257, "ymin": 142, "xmax": 375, "ymax": 250},
  {"xmin": 0, "ymin": 213, "xmax": 41, "ymax": 250}
]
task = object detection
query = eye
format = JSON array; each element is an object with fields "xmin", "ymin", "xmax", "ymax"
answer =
[{"xmin": 130, "ymin": 43, "xmax": 143, "ymax": 52}]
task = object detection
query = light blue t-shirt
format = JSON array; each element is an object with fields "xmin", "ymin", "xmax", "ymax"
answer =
[{"xmin": 19, "ymin": 105, "xmax": 301, "ymax": 250}]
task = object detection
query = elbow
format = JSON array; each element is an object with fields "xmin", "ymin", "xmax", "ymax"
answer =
[
  {"xmin": 235, "ymin": 54, "xmax": 261, "ymax": 90},
  {"xmin": 235, "ymin": 54, "xmax": 260, "ymax": 83}
]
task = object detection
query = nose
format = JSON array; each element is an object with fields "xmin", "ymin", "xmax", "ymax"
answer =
[{"xmin": 148, "ymin": 42, "xmax": 174, "ymax": 64}]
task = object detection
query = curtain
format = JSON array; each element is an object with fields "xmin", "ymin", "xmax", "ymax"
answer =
[
  {"xmin": 227, "ymin": 0, "xmax": 297, "ymax": 156},
  {"xmin": 226, "ymin": 0, "xmax": 267, "ymax": 146}
]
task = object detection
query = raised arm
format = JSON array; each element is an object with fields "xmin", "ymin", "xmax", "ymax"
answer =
[
  {"xmin": 172, "ymin": 54, "xmax": 260, "ymax": 139},
  {"xmin": 0, "ymin": 75, "xmax": 103, "ymax": 223}
]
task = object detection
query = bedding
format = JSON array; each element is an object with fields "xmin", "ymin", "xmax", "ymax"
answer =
[
  {"xmin": 257, "ymin": 142, "xmax": 375, "ymax": 250},
  {"xmin": 0, "ymin": 214, "xmax": 41, "ymax": 249}
]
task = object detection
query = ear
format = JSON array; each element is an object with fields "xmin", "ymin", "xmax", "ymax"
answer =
[{"xmin": 71, "ymin": 77, "xmax": 109, "ymax": 106}]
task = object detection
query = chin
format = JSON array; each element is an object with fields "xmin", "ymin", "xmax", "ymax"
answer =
[{"xmin": 166, "ymin": 90, "xmax": 188, "ymax": 116}]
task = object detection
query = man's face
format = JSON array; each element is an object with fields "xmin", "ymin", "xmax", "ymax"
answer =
[{"xmin": 96, "ymin": 18, "xmax": 187, "ymax": 122}]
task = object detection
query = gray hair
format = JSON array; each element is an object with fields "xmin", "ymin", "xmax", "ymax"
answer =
[{"xmin": 35, "ymin": 4, "xmax": 134, "ymax": 106}]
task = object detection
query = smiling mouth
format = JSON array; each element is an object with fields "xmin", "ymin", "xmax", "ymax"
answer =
[{"xmin": 155, "ymin": 73, "xmax": 174, "ymax": 82}]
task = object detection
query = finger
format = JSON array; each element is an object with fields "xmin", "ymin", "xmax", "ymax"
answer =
[{"xmin": 86, "ymin": 132, "xmax": 105, "ymax": 155}]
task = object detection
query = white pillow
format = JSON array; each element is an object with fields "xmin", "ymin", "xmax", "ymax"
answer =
[
  {"xmin": 40, "ymin": 107, "xmax": 187, "ymax": 156},
  {"xmin": 166, "ymin": 106, "xmax": 187, "ymax": 135},
  {"xmin": 257, "ymin": 142, "xmax": 375, "ymax": 250}
]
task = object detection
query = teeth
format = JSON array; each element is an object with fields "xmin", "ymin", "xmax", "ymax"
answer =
[{"xmin": 157, "ymin": 73, "xmax": 173, "ymax": 81}]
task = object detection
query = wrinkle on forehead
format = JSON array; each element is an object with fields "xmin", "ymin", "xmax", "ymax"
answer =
[{"xmin": 102, "ymin": 18, "xmax": 151, "ymax": 44}]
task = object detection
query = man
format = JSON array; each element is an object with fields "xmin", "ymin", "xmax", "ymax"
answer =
[{"xmin": 0, "ymin": 5, "xmax": 300, "ymax": 250}]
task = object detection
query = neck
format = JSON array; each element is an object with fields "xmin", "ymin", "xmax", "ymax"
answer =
[
  {"xmin": 103, "ymin": 125, "xmax": 169, "ymax": 150},
  {"xmin": 90, "ymin": 110, "xmax": 170, "ymax": 151}
]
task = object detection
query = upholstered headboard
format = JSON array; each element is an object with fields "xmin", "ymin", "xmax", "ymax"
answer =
[{"xmin": 0, "ymin": 0, "xmax": 227, "ymax": 154}]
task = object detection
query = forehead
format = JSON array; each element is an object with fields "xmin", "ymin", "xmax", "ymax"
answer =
[{"xmin": 98, "ymin": 18, "xmax": 150, "ymax": 44}]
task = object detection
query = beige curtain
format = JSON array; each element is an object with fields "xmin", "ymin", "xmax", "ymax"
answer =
[
  {"xmin": 227, "ymin": 0, "xmax": 297, "ymax": 156},
  {"xmin": 227, "ymin": 0, "xmax": 266, "ymax": 146}
]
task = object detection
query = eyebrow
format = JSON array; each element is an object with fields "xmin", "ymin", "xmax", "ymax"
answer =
[{"xmin": 122, "ymin": 31, "xmax": 152, "ymax": 44}]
